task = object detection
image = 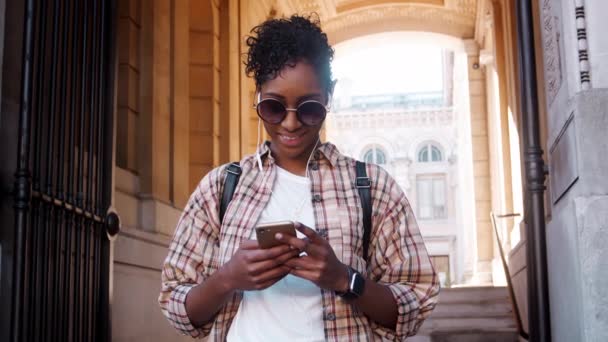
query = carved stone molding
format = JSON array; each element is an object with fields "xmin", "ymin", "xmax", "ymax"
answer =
[
  {"xmin": 323, "ymin": 4, "xmax": 476, "ymax": 42},
  {"xmin": 539, "ymin": 0, "xmax": 563, "ymax": 105}
]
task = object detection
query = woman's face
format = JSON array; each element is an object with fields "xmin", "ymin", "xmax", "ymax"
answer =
[{"xmin": 259, "ymin": 61, "xmax": 327, "ymax": 165}]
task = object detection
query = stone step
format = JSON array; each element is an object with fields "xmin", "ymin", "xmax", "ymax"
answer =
[
  {"xmin": 429, "ymin": 331, "xmax": 519, "ymax": 342},
  {"xmin": 422, "ymin": 317, "xmax": 517, "ymax": 332},
  {"xmin": 409, "ymin": 286, "xmax": 519, "ymax": 341},
  {"xmin": 437, "ymin": 286, "xmax": 510, "ymax": 304},
  {"xmin": 431, "ymin": 302, "xmax": 513, "ymax": 318}
]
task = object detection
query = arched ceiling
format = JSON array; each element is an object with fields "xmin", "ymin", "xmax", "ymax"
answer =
[{"xmin": 277, "ymin": 0, "xmax": 478, "ymax": 44}]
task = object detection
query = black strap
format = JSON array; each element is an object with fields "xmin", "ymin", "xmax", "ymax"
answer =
[
  {"xmin": 220, "ymin": 162, "xmax": 241, "ymax": 224},
  {"xmin": 355, "ymin": 161, "xmax": 372, "ymax": 262}
]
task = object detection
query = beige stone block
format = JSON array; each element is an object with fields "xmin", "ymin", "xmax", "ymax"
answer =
[
  {"xmin": 118, "ymin": 18, "xmax": 140, "ymax": 68},
  {"xmin": 140, "ymin": 198, "xmax": 183, "ymax": 235},
  {"xmin": 118, "ymin": 64, "xmax": 139, "ymax": 112},
  {"xmin": 190, "ymin": 31, "xmax": 213, "ymax": 65},
  {"xmin": 116, "ymin": 108, "xmax": 129, "ymax": 169},
  {"xmin": 473, "ymin": 160, "xmax": 490, "ymax": 177},
  {"xmin": 469, "ymin": 80, "xmax": 485, "ymax": 96},
  {"xmin": 127, "ymin": 110, "xmax": 138, "ymax": 170},
  {"xmin": 190, "ymin": 133, "xmax": 214, "ymax": 165},
  {"xmin": 118, "ymin": 0, "xmax": 141, "ymax": 25},
  {"xmin": 116, "ymin": 108, "xmax": 138, "ymax": 171},
  {"xmin": 474, "ymin": 177, "xmax": 492, "ymax": 201},
  {"xmin": 190, "ymin": 65, "xmax": 213, "ymax": 98},
  {"xmin": 248, "ymin": 117, "xmax": 260, "ymax": 145},
  {"xmin": 213, "ymin": 67, "xmax": 221, "ymax": 101},
  {"xmin": 472, "ymin": 136, "xmax": 489, "ymax": 161},
  {"xmin": 115, "ymin": 167, "xmax": 140, "ymax": 195},
  {"xmin": 190, "ymin": 0, "xmax": 213, "ymax": 31},
  {"xmin": 112, "ymin": 264, "xmax": 193, "ymax": 342},
  {"xmin": 212, "ymin": 1, "xmax": 220, "ymax": 35},
  {"xmin": 471, "ymin": 118, "xmax": 488, "ymax": 136},
  {"xmin": 477, "ymin": 230, "xmax": 494, "ymax": 260},
  {"xmin": 190, "ymin": 164, "xmax": 212, "ymax": 190},
  {"xmin": 213, "ymin": 35, "xmax": 221, "ymax": 69},
  {"xmin": 475, "ymin": 201, "xmax": 492, "ymax": 221},
  {"xmin": 469, "ymin": 96, "xmax": 485, "ymax": 113},
  {"xmin": 190, "ymin": 98, "xmax": 213, "ymax": 133},
  {"xmin": 213, "ymin": 100, "xmax": 221, "ymax": 136},
  {"xmin": 115, "ymin": 190, "xmax": 139, "ymax": 229}
]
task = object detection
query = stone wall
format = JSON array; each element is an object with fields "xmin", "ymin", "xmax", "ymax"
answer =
[{"xmin": 536, "ymin": 0, "xmax": 608, "ymax": 341}]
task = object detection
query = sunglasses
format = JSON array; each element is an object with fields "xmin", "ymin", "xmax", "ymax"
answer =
[{"xmin": 255, "ymin": 98, "xmax": 328, "ymax": 126}]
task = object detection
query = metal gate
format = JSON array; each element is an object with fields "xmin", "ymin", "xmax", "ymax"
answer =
[{"xmin": 9, "ymin": 0, "xmax": 118, "ymax": 341}]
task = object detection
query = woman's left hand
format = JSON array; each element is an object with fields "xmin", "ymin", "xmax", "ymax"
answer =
[{"xmin": 275, "ymin": 222, "xmax": 349, "ymax": 292}]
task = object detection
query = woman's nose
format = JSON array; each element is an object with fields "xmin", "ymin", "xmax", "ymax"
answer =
[{"xmin": 281, "ymin": 110, "xmax": 302, "ymax": 131}]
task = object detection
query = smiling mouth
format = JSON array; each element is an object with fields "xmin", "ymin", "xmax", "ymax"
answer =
[{"xmin": 278, "ymin": 133, "xmax": 304, "ymax": 145}]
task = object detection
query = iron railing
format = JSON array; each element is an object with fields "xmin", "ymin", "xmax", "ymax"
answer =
[{"xmin": 11, "ymin": 0, "xmax": 118, "ymax": 341}]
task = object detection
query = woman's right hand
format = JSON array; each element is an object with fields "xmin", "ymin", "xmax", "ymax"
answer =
[{"xmin": 221, "ymin": 239, "xmax": 300, "ymax": 292}]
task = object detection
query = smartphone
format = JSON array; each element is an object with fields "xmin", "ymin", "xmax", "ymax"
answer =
[{"xmin": 255, "ymin": 221, "xmax": 297, "ymax": 249}]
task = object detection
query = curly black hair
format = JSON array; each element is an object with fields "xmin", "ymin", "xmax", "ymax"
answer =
[{"xmin": 244, "ymin": 14, "xmax": 334, "ymax": 96}]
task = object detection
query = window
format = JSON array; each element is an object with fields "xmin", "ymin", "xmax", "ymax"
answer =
[
  {"xmin": 363, "ymin": 147, "xmax": 386, "ymax": 165},
  {"xmin": 418, "ymin": 143, "xmax": 442, "ymax": 162},
  {"xmin": 416, "ymin": 175, "xmax": 447, "ymax": 220}
]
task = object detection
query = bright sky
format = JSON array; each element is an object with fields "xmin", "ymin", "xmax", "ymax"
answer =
[{"xmin": 332, "ymin": 42, "xmax": 445, "ymax": 97}]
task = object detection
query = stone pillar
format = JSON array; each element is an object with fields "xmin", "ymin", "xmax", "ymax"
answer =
[
  {"xmin": 219, "ymin": 0, "xmax": 243, "ymax": 162},
  {"xmin": 189, "ymin": 0, "xmax": 218, "ymax": 190},
  {"xmin": 137, "ymin": 0, "xmax": 187, "ymax": 235},
  {"xmin": 173, "ymin": 0, "xmax": 190, "ymax": 208},
  {"xmin": 539, "ymin": 1, "xmax": 608, "ymax": 340},
  {"xmin": 116, "ymin": 0, "xmax": 141, "ymax": 173},
  {"xmin": 464, "ymin": 39, "xmax": 493, "ymax": 284},
  {"xmin": 139, "ymin": 0, "xmax": 172, "ymax": 203}
]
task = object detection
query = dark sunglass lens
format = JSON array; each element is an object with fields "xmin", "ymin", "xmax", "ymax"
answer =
[
  {"xmin": 257, "ymin": 100, "xmax": 286, "ymax": 124},
  {"xmin": 297, "ymin": 102, "xmax": 326, "ymax": 125}
]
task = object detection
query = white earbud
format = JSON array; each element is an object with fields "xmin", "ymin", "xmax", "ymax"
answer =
[{"xmin": 256, "ymin": 118, "xmax": 264, "ymax": 172}]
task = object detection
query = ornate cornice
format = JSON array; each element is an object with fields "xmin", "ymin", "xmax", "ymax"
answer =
[{"xmin": 323, "ymin": 3, "xmax": 476, "ymax": 43}]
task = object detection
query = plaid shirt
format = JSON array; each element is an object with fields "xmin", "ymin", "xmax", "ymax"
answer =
[{"xmin": 159, "ymin": 142, "xmax": 439, "ymax": 341}]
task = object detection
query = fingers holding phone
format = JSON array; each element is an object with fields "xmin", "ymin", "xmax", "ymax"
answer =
[
  {"xmin": 222, "ymin": 238, "xmax": 299, "ymax": 292},
  {"xmin": 276, "ymin": 222, "xmax": 349, "ymax": 292}
]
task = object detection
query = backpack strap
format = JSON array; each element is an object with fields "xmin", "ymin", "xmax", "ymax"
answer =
[
  {"xmin": 355, "ymin": 161, "xmax": 372, "ymax": 262},
  {"xmin": 220, "ymin": 162, "xmax": 242, "ymax": 224}
]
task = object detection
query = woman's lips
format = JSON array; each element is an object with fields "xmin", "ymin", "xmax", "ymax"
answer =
[{"xmin": 278, "ymin": 133, "xmax": 304, "ymax": 147}]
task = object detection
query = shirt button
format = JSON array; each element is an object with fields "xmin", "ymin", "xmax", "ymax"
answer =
[
  {"xmin": 318, "ymin": 230, "xmax": 328, "ymax": 238},
  {"xmin": 312, "ymin": 194, "xmax": 322, "ymax": 202},
  {"xmin": 310, "ymin": 162, "xmax": 319, "ymax": 171},
  {"xmin": 325, "ymin": 313, "xmax": 336, "ymax": 321}
]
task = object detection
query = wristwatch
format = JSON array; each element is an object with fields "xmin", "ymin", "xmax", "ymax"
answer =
[{"xmin": 336, "ymin": 266, "xmax": 365, "ymax": 300}]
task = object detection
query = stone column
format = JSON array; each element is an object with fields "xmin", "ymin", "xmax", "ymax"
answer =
[
  {"xmin": 137, "ymin": 0, "xmax": 183, "ymax": 235},
  {"xmin": 173, "ymin": 0, "xmax": 190, "ymax": 208},
  {"xmin": 464, "ymin": 39, "xmax": 493, "ymax": 284}
]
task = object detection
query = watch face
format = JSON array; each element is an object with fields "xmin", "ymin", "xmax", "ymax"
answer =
[{"xmin": 351, "ymin": 272, "xmax": 365, "ymax": 297}]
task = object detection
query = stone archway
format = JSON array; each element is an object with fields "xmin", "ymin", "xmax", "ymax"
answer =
[{"xmin": 274, "ymin": 0, "xmax": 495, "ymax": 284}]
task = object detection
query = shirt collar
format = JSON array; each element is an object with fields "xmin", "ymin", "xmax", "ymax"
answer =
[{"xmin": 256, "ymin": 140, "xmax": 341, "ymax": 167}]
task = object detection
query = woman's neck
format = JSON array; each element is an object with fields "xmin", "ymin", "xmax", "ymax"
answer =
[{"xmin": 270, "ymin": 141, "xmax": 319, "ymax": 176}]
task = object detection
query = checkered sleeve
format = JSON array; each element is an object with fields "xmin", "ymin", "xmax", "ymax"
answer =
[
  {"xmin": 158, "ymin": 168, "xmax": 224, "ymax": 338},
  {"xmin": 369, "ymin": 170, "xmax": 440, "ymax": 341}
]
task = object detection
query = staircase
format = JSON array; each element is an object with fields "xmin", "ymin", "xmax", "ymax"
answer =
[{"xmin": 407, "ymin": 287, "xmax": 519, "ymax": 342}]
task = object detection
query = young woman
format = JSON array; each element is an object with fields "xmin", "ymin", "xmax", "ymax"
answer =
[{"xmin": 159, "ymin": 14, "xmax": 439, "ymax": 341}]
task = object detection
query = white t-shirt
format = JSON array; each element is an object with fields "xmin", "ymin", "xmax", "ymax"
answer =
[{"xmin": 226, "ymin": 167, "xmax": 325, "ymax": 342}]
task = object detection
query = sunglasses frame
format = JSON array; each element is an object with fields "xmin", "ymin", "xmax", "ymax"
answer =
[{"xmin": 253, "ymin": 96, "xmax": 330, "ymax": 126}]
